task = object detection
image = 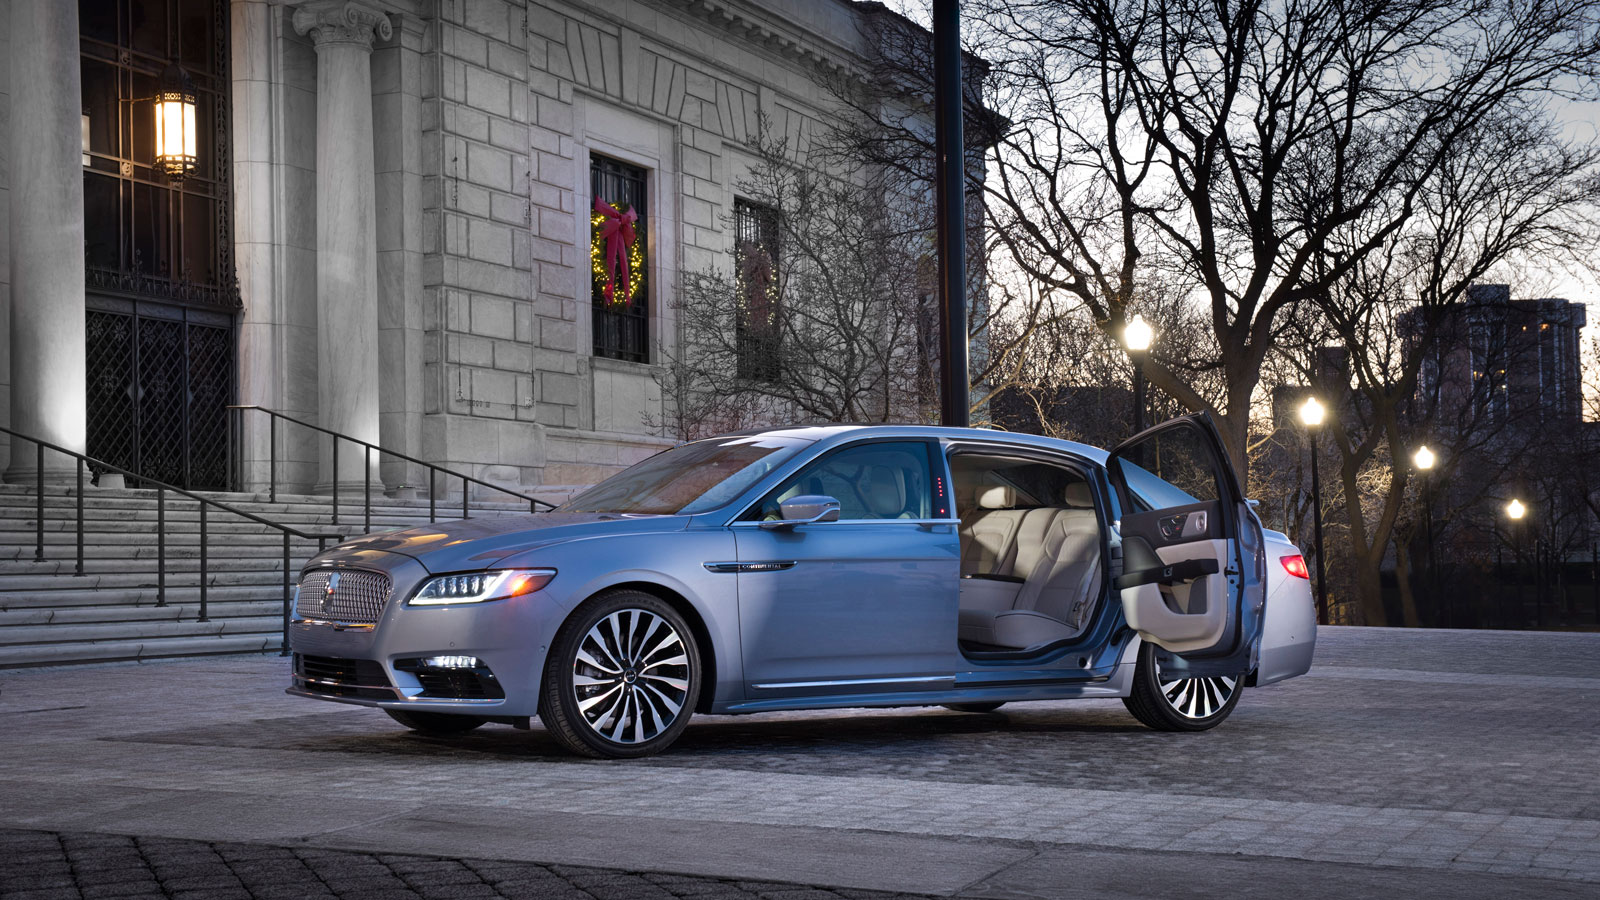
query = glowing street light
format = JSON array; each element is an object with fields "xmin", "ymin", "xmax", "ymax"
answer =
[
  {"xmin": 1299, "ymin": 396, "xmax": 1325, "ymax": 427},
  {"xmin": 1124, "ymin": 314, "xmax": 1153, "ymax": 352},
  {"xmin": 1502, "ymin": 497, "xmax": 1531, "ymax": 627},
  {"xmin": 1414, "ymin": 444, "xmax": 1439, "ymax": 621},
  {"xmin": 1123, "ymin": 315, "xmax": 1155, "ymax": 434},
  {"xmin": 1299, "ymin": 394, "xmax": 1328, "ymax": 624},
  {"xmin": 1413, "ymin": 445, "xmax": 1435, "ymax": 470}
]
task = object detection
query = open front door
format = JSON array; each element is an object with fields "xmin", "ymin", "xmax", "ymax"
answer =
[{"xmin": 1107, "ymin": 414, "xmax": 1265, "ymax": 675}]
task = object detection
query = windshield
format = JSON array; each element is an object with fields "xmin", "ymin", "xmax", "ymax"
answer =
[{"xmin": 559, "ymin": 435, "xmax": 809, "ymax": 515}]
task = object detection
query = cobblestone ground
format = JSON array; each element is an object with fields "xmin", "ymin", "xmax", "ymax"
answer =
[
  {"xmin": 2, "ymin": 627, "xmax": 1598, "ymax": 898},
  {"xmin": 0, "ymin": 829, "xmax": 930, "ymax": 900}
]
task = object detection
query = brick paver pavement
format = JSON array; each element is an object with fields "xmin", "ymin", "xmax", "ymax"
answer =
[
  {"xmin": 0, "ymin": 828, "xmax": 931, "ymax": 900},
  {"xmin": 2, "ymin": 626, "xmax": 1598, "ymax": 898}
]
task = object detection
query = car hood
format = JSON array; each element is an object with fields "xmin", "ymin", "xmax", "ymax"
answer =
[{"xmin": 315, "ymin": 512, "xmax": 690, "ymax": 573}]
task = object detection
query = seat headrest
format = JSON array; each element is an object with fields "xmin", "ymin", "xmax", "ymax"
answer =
[
  {"xmin": 977, "ymin": 485, "xmax": 1015, "ymax": 509},
  {"xmin": 861, "ymin": 465, "xmax": 907, "ymax": 517},
  {"xmin": 1062, "ymin": 482, "xmax": 1094, "ymax": 508}
]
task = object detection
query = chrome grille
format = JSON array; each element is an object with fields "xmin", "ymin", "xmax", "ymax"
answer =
[{"xmin": 295, "ymin": 569, "xmax": 392, "ymax": 625}]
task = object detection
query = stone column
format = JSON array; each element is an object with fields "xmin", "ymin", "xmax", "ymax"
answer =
[
  {"xmin": 293, "ymin": 1, "xmax": 389, "ymax": 491},
  {"xmin": 6, "ymin": 0, "xmax": 86, "ymax": 482}
]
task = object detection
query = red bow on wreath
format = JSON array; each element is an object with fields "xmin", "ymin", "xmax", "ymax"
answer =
[{"xmin": 594, "ymin": 196, "xmax": 638, "ymax": 305}]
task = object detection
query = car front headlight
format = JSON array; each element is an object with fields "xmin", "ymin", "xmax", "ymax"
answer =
[{"xmin": 408, "ymin": 569, "xmax": 556, "ymax": 606}]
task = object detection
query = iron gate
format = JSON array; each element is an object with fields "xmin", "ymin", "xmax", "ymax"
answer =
[{"xmin": 86, "ymin": 301, "xmax": 234, "ymax": 490}]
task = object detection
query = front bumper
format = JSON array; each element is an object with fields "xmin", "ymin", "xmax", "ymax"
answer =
[{"xmin": 285, "ymin": 551, "xmax": 558, "ymax": 717}]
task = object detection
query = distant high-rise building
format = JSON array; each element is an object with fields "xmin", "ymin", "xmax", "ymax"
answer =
[{"xmin": 1410, "ymin": 284, "xmax": 1587, "ymax": 429}]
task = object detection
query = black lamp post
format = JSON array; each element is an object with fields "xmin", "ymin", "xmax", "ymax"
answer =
[
  {"xmin": 1506, "ymin": 498, "xmax": 1527, "ymax": 628},
  {"xmin": 1301, "ymin": 396, "xmax": 1328, "ymax": 624},
  {"xmin": 1124, "ymin": 315, "xmax": 1153, "ymax": 434},
  {"xmin": 1413, "ymin": 445, "xmax": 1438, "ymax": 624},
  {"xmin": 932, "ymin": 0, "xmax": 968, "ymax": 428}
]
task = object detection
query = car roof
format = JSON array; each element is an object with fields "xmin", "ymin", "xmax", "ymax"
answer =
[{"xmin": 720, "ymin": 423, "xmax": 1111, "ymax": 465}]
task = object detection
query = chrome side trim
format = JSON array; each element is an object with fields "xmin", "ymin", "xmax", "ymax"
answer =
[
  {"xmin": 728, "ymin": 518, "xmax": 960, "ymax": 528},
  {"xmin": 703, "ymin": 561, "xmax": 798, "ymax": 573},
  {"xmin": 751, "ymin": 674, "xmax": 955, "ymax": 690}
]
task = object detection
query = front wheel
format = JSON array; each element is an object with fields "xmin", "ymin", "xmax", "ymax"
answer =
[
  {"xmin": 539, "ymin": 590, "xmax": 701, "ymax": 758},
  {"xmin": 1122, "ymin": 642, "xmax": 1241, "ymax": 731}
]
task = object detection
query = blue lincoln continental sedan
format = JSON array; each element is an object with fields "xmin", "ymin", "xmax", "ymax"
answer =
[{"xmin": 287, "ymin": 415, "xmax": 1317, "ymax": 757}]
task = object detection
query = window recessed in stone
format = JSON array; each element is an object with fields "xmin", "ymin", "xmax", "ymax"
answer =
[
  {"xmin": 734, "ymin": 198, "xmax": 781, "ymax": 382},
  {"xmin": 591, "ymin": 154, "xmax": 649, "ymax": 363}
]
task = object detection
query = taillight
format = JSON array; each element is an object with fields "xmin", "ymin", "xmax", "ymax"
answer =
[{"xmin": 1281, "ymin": 555, "xmax": 1309, "ymax": 579}]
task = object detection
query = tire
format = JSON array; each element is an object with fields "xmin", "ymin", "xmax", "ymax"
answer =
[
  {"xmin": 1122, "ymin": 641, "xmax": 1242, "ymax": 732},
  {"xmin": 538, "ymin": 590, "xmax": 701, "ymax": 759},
  {"xmin": 385, "ymin": 708, "xmax": 487, "ymax": 734},
  {"xmin": 942, "ymin": 702, "xmax": 1006, "ymax": 713}
]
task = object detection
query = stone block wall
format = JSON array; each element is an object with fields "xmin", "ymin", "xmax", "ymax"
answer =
[
  {"xmin": 513, "ymin": 0, "xmax": 862, "ymax": 484},
  {"xmin": 421, "ymin": 0, "xmax": 548, "ymax": 486},
  {"xmin": 3, "ymin": 0, "xmax": 901, "ymax": 497}
]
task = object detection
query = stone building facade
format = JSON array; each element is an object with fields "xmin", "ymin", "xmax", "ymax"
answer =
[{"xmin": 0, "ymin": 0, "xmax": 912, "ymax": 496}]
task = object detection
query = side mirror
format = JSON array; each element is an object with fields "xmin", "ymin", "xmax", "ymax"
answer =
[
  {"xmin": 1246, "ymin": 498, "xmax": 1261, "ymax": 510},
  {"xmin": 761, "ymin": 495, "xmax": 842, "ymax": 529}
]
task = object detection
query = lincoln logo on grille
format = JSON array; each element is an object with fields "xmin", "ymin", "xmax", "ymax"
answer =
[{"xmin": 323, "ymin": 572, "xmax": 340, "ymax": 617}]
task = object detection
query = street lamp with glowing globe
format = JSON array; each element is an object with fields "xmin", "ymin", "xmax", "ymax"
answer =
[
  {"xmin": 1300, "ymin": 396, "xmax": 1328, "ymax": 623},
  {"xmin": 1124, "ymin": 315, "xmax": 1154, "ymax": 434}
]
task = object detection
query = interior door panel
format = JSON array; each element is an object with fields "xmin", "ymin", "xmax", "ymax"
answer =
[
  {"xmin": 1117, "ymin": 501, "xmax": 1233, "ymax": 653},
  {"xmin": 1106, "ymin": 413, "xmax": 1263, "ymax": 667}
]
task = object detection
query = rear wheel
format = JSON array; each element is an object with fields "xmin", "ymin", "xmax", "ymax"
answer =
[
  {"xmin": 385, "ymin": 709, "xmax": 487, "ymax": 734},
  {"xmin": 1122, "ymin": 641, "xmax": 1241, "ymax": 731},
  {"xmin": 942, "ymin": 702, "xmax": 1006, "ymax": 713},
  {"xmin": 539, "ymin": 590, "xmax": 701, "ymax": 758}
]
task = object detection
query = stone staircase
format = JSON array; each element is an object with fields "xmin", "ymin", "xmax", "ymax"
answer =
[{"xmin": 0, "ymin": 483, "xmax": 554, "ymax": 668}]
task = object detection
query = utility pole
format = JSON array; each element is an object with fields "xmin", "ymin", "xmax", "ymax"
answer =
[{"xmin": 933, "ymin": 0, "xmax": 968, "ymax": 428}]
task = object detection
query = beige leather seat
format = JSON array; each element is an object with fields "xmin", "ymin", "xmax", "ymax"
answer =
[
  {"xmin": 959, "ymin": 485, "xmax": 1025, "ymax": 575},
  {"xmin": 860, "ymin": 464, "xmax": 910, "ymax": 518},
  {"xmin": 958, "ymin": 482, "xmax": 1104, "ymax": 649}
]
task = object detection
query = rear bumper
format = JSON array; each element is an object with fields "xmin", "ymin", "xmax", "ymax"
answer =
[{"xmin": 1255, "ymin": 570, "xmax": 1317, "ymax": 685}]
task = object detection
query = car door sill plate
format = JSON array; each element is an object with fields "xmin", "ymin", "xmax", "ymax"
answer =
[{"xmin": 751, "ymin": 675, "xmax": 956, "ymax": 691}]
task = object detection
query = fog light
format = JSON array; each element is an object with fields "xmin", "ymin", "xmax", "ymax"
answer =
[{"xmin": 421, "ymin": 655, "xmax": 480, "ymax": 669}]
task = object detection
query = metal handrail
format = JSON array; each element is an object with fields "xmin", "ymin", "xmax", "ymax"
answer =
[
  {"xmin": 228, "ymin": 405, "xmax": 557, "ymax": 533},
  {"xmin": 0, "ymin": 423, "xmax": 341, "ymax": 657}
]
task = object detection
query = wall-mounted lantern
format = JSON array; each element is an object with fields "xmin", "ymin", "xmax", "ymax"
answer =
[{"xmin": 153, "ymin": 64, "xmax": 197, "ymax": 181}]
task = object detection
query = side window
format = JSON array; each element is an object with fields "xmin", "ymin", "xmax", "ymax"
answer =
[
  {"xmin": 751, "ymin": 441, "xmax": 932, "ymax": 521},
  {"xmin": 1112, "ymin": 422, "xmax": 1223, "ymax": 512}
]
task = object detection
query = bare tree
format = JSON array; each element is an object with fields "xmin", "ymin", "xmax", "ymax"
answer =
[
  {"xmin": 1266, "ymin": 94, "xmax": 1600, "ymax": 624},
  {"xmin": 963, "ymin": 0, "xmax": 1600, "ymax": 477},
  {"xmin": 655, "ymin": 108, "xmax": 1057, "ymax": 438}
]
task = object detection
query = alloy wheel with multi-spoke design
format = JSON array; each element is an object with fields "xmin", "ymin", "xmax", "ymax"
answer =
[
  {"xmin": 1122, "ymin": 640, "xmax": 1243, "ymax": 731},
  {"xmin": 571, "ymin": 608, "xmax": 690, "ymax": 744},
  {"xmin": 1157, "ymin": 670, "xmax": 1238, "ymax": 720},
  {"xmin": 540, "ymin": 590, "xmax": 701, "ymax": 758}
]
